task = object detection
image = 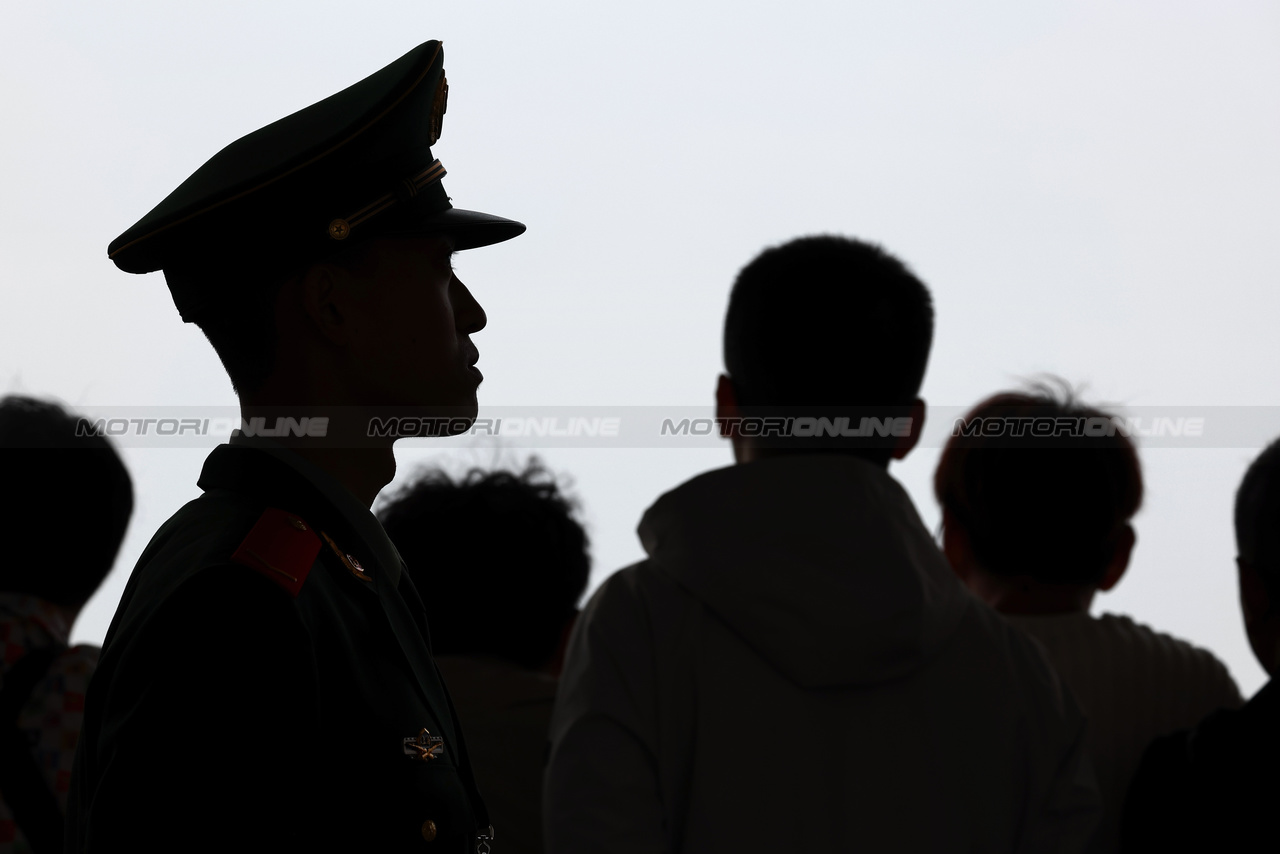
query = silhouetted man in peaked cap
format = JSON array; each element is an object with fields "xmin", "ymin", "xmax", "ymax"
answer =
[{"xmin": 68, "ymin": 41, "xmax": 523, "ymax": 854}]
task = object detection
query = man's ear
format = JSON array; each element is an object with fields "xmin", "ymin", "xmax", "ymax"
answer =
[
  {"xmin": 715, "ymin": 374, "xmax": 752, "ymax": 462},
  {"xmin": 715, "ymin": 374, "xmax": 740, "ymax": 432},
  {"xmin": 1238, "ymin": 556, "xmax": 1271, "ymax": 627},
  {"xmin": 1098, "ymin": 524, "xmax": 1136, "ymax": 592},
  {"xmin": 890, "ymin": 397, "xmax": 926, "ymax": 461},
  {"xmin": 1237, "ymin": 556, "xmax": 1280, "ymax": 675},
  {"xmin": 296, "ymin": 261, "xmax": 356, "ymax": 346}
]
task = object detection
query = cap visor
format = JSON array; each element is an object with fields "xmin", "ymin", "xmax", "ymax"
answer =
[{"xmin": 388, "ymin": 206, "xmax": 526, "ymax": 250}]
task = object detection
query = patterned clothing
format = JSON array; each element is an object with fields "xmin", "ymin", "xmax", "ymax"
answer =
[
  {"xmin": 0, "ymin": 594, "xmax": 98, "ymax": 854},
  {"xmin": 1003, "ymin": 611, "xmax": 1243, "ymax": 853}
]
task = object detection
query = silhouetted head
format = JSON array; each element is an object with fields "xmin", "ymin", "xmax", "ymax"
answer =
[
  {"xmin": 934, "ymin": 382, "xmax": 1143, "ymax": 614},
  {"xmin": 1234, "ymin": 440, "xmax": 1280, "ymax": 675},
  {"xmin": 719, "ymin": 235, "xmax": 933, "ymax": 465},
  {"xmin": 107, "ymin": 42, "xmax": 522, "ymax": 423},
  {"xmin": 183, "ymin": 234, "xmax": 368, "ymax": 399},
  {"xmin": 195, "ymin": 233, "xmax": 488, "ymax": 414},
  {"xmin": 378, "ymin": 459, "xmax": 590, "ymax": 672},
  {"xmin": 0, "ymin": 396, "xmax": 134, "ymax": 611}
]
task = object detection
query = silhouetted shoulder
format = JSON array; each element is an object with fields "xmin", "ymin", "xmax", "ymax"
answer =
[
  {"xmin": 579, "ymin": 560, "xmax": 705, "ymax": 645},
  {"xmin": 1124, "ymin": 679, "xmax": 1280, "ymax": 851},
  {"xmin": 97, "ymin": 494, "xmax": 305, "ymax": 648},
  {"xmin": 1095, "ymin": 613, "xmax": 1240, "ymax": 696},
  {"xmin": 69, "ymin": 493, "xmax": 324, "ymax": 852},
  {"xmin": 69, "ymin": 491, "xmax": 351, "ymax": 852}
]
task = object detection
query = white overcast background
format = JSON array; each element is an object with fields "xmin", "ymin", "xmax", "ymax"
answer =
[{"xmin": 2, "ymin": 2, "xmax": 1278, "ymax": 695}]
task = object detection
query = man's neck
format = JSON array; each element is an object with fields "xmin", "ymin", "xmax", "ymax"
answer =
[
  {"xmin": 988, "ymin": 581, "xmax": 1097, "ymax": 616},
  {"xmin": 287, "ymin": 445, "xmax": 395, "ymax": 508},
  {"xmin": 237, "ymin": 403, "xmax": 396, "ymax": 507},
  {"xmin": 735, "ymin": 443, "xmax": 892, "ymax": 468}
]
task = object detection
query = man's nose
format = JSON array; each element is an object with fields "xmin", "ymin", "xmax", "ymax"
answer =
[{"xmin": 452, "ymin": 274, "xmax": 487, "ymax": 334}]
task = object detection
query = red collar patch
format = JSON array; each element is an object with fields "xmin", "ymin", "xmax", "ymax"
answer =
[{"xmin": 230, "ymin": 508, "xmax": 322, "ymax": 597}]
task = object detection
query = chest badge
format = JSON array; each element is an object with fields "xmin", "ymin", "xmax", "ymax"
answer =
[
  {"xmin": 320, "ymin": 531, "xmax": 373, "ymax": 582},
  {"xmin": 403, "ymin": 728, "xmax": 445, "ymax": 762}
]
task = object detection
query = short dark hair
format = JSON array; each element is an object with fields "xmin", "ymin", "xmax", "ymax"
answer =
[
  {"xmin": 0, "ymin": 396, "xmax": 134, "ymax": 606},
  {"xmin": 723, "ymin": 235, "xmax": 934, "ymax": 412},
  {"xmin": 377, "ymin": 459, "xmax": 590, "ymax": 669},
  {"xmin": 934, "ymin": 381, "xmax": 1143, "ymax": 585},
  {"xmin": 192, "ymin": 276, "xmax": 284, "ymax": 397},
  {"xmin": 177, "ymin": 238, "xmax": 379, "ymax": 397},
  {"xmin": 1235, "ymin": 439, "xmax": 1280, "ymax": 600}
]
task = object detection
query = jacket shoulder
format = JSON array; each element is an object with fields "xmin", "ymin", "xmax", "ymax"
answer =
[
  {"xmin": 574, "ymin": 561, "xmax": 712, "ymax": 684},
  {"xmin": 131, "ymin": 494, "xmax": 327, "ymax": 594},
  {"xmin": 104, "ymin": 495, "xmax": 326, "ymax": 652},
  {"xmin": 584, "ymin": 561, "xmax": 700, "ymax": 625},
  {"xmin": 1096, "ymin": 613, "xmax": 1242, "ymax": 701}
]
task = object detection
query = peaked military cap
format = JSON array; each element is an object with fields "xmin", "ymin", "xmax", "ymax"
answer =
[{"xmin": 108, "ymin": 41, "xmax": 525, "ymax": 321}]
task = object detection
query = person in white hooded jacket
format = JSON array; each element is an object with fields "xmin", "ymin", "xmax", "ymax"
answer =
[{"xmin": 544, "ymin": 236, "xmax": 1101, "ymax": 853}]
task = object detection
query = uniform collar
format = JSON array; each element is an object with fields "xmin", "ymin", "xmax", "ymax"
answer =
[{"xmin": 213, "ymin": 436, "xmax": 405, "ymax": 585}]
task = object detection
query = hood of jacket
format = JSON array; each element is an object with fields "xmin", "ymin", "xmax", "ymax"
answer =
[{"xmin": 638, "ymin": 455, "xmax": 971, "ymax": 689}]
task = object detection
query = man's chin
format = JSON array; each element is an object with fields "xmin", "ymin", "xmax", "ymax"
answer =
[
  {"xmin": 454, "ymin": 395, "xmax": 479, "ymax": 426},
  {"xmin": 441, "ymin": 413, "xmax": 477, "ymax": 437},
  {"xmin": 360, "ymin": 392, "xmax": 478, "ymax": 443},
  {"xmin": 406, "ymin": 388, "xmax": 478, "ymax": 420},
  {"xmin": 381, "ymin": 409, "xmax": 476, "ymax": 445},
  {"xmin": 414, "ymin": 399, "xmax": 477, "ymax": 435},
  {"xmin": 431, "ymin": 398, "xmax": 478, "ymax": 435}
]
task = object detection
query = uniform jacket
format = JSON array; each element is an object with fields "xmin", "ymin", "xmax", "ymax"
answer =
[
  {"xmin": 545, "ymin": 455, "xmax": 1101, "ymax": 854},
  {"xmin": 67, "ymin": 442, "xmax": 489, "ymax": 853}
]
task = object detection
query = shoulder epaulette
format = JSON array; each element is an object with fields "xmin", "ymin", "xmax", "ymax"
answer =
[{"xmin": 230, "ymin": 508, "xmax": 322, "ymax": 597}]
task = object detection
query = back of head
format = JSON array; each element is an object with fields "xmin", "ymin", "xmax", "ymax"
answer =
[
  {"xmin": 934, "ymin": 382, "xmax": 1143, "ymax": 585},
  {"xmin": 1235, "ymin": 439, "xmax": 1280, "ymax": 600},
  {"xmin": 185, "ymin": 236, "xmax": 376, "ymax": 398},
  {"xmin": 723, "ymin": 235, "xmax": 934, "ymax": 442},
  {"xmin": 0, "ymin": 395, "xmax": 134, "ymax": 607},
  {"xmin": 378, "ymin": 459, "xmax": 590, "ymax": 669}
]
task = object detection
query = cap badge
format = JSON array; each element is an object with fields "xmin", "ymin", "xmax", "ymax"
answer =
[
  {"xmin": 404, "ymin": 728, "xmax": 445, "ymax": 762},
  {"xmin": 427, "ymin": 73, "xmax": 448, "ymax": 146}
]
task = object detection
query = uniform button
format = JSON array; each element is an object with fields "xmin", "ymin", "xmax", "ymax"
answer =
[{"xmin": 421, "ymin": 819, "xmax": 438, "ymax": 842}]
